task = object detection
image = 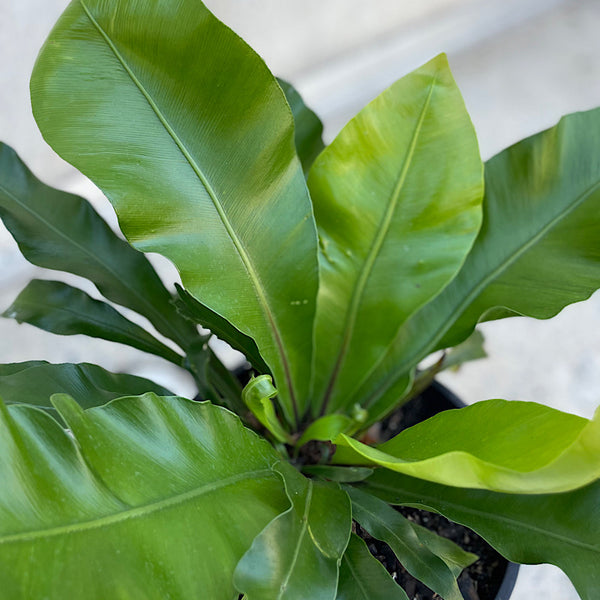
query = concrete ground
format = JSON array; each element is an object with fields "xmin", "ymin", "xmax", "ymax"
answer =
[{"xmin": 1, "ymin": 1, "xmax": 599, "ymax": 598}]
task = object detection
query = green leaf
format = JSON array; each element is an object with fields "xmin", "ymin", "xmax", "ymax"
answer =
[
  {"xmin": 242, "ymin": 375, "xmax": 292, "ymax": 444},
  {"xmin": 364, "ymin": 471, "xmax": 600, "ymax": 600},
  {"xmin": 278, "ymin": 78, "xmax": 325, "ymax": 174},
  {"xmin": 4, "ymin": 279, "xmax": 182, "ymax": 364},
  {"xmin": 308, "ymin": 54, "xmax": 483, "ymax": 416},
  {"xmin": 0, "ymin": 142, "xmax": 195, "ymax": 349},
  {"xmin": 0, "ymin": 395, "xmax": 289, "ymax": 600},
  {"xmin": 440, "ymin": 107, "xmax": 600, "ymax": 348},
  {"xmin": 0, "ymin": 361, "xmax": 172, "ymax": 415},
  {"xmin": 407, "ymin": 522, "xmax": 477, "ymax": 577},
  {"xmin": 334, "ymin": 400, "xmax": 600, "ymax": 493},
  {"xmin": 442, "ymin": 329, "xmax": 486, "ymax": 371},
  {"xmin": 234, "ymin": 463, "xmax": 351, "ymax": 600},
  {"xmin": 302, "ymin": 465, "xmax": 374, "ymax": 483},
  {"xmin": 402, "ymin": 332, "xmax": 485, "ymax": 423},
  {"xmin": 347, "ymin": 487, "xmax": 465, "ymax": 600},
  {"xmin": 174, "ymin": 284, "xmax": 269, "ymax": 373},
  {"xmin": 31, "ymin": 0, "xmax": 319, "ymax": 427},
  {"xmin": 337, "ymin": 533, "xmax": 409, "ymax": 600},
  {"xmin": 350, "ymin": 107, "xmax": 600, "ymax": 413},
  {"xmin": 296, "ymin": 414, "xmax": 355, "ymax": 448}
]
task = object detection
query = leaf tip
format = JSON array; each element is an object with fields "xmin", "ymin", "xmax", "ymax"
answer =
[{"xmin": 51, "ymin": 393, "xmax": 84, "ymax": 424}]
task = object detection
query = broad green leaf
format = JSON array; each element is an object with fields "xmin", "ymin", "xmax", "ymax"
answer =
[
  {"xmin": 0, "ymin": 142, "xmax": 195, "ymax": 349},
  {"xmin": 234, "ymin": 463, "xmax": 351, "ymax": 600},
  {"xmin": 364, "ymin": 471, "xmax": 600, "ymax": 600},
  {"xmin": 174, "ymin": 284, "xmax": 269, "ymax": 373},
  {"xmin": 440, "ymin": 107, "xmax": 600, "ymax": 348},
  {"xmin": 0, "ymin": 395, "xmax": 288, "ymax": 600},
  {"xmin": 278, "ymin": 78, "xmax": 325, "ymax": 174},
  {"xmin": 0, "ymin": 361, "xmax": 171, "ymax": 414},
  {"xmin": 31, "ymin": 0, "xmax": 319, "ymax": 427},
  {"xmin": 4, "ymin": 279, "xmax": 182, "ymax": 364},
  {"xmin": 243, "ymin": 375, "xmax": 292, "ymax": 444},
  {"xmin": 337, "ymin": 533, "xmax": 409, "ymax": 600},
  {"xmin": 347, "ymin": 487, "xmax": 464, "ymax": 600},
  {"xmin": 350, "ymin": 107, "xmax": 600, "ymax": 413},
  {"xmin": 308, "ymin": 54, "xmax": 483, "ymax": 416},
  {"xmin": 334, "ymin": 400, "xmax": 600, "ymax": 493},
  {"xmin": 302, "ymin": 465, "xmax": 374, "ymax": 483}
]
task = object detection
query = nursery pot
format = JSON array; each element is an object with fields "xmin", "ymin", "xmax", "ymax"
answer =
[{"xmin": 374, "ymin": 380, "xmax": 520, "ymax": 600}]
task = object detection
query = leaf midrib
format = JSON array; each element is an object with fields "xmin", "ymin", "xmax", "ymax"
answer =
[
  {"xmin": 277, "ymin": 480, "xmax": 313, "ymax": 599},
  {"xmin": 362, "ymin": 176, "xmax": 600, "ymax": 406},
  {"xmin": 78, "ymin": 1, "xmax": 297, "ymax": 415},
  {"xmin": 319, "ymin": 75, "xmax": 437, "ymax": 412},
  {"xmin": 343, "ymin": 549, "xmax": 371, "ymax": 599},
  {"xmin": 0, "ymin": 468, "xmax": 274, "ymax": 545},
  {"xmin": 366, "ymin": 481, "xmax": 600, "ymax": 554}
]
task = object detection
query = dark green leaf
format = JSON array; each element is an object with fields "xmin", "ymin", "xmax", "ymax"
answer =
[
  {"xmin": 337, "ymin": 534, "xmax": 409, "ymax": 600},
  {"xmin": 347, "ymin": 487, "xmax": 464, "ymax": 600},
  {"xmin": 350, "ymin": 107, "xmax": 600, "ymax": 413},
  {"xmin": 0, "ymin": 395, "xmax": 288, "ymax": 600},
  {"xmin": 364, "ymin": 471, "xmax": 600, "ymax": 600},
  {"xmin": 0, "ymin": 361, "xmax": 172, "ymax": 414},
  {"xmin": 278, "ymin": 78, "xmax": 325, "ymax": 174},
  {"xmin": 0, "ymin": 142, "xmax": 195, "ymax": 349},
  {"xmin": 308, "ymin": 54, "xmax": 483, "ymax": 417},
  {"xmin": 335, "ymin": 400, "xmax": 600, "ymax": 493},
  {"xmin": 4, "ymin": 279, "xmax": 182, "ymax": 364},
  {"xmin": 174, "ymin": 284, "xmax": 269, "ymax": 373},
  {"xmin": 234, "ymin": 463, "xmax": 351, "ymax": 600},
  {"xmin": 31, "ymin": 0, "xmax": 319, "ymax": 427},
  {"xmin": 302, "ymin": 465, "xmax": 374, "ymax": 483},
  {"xmin": 407, "ymin": 523, "xmax": 477, "ymax": 577}
]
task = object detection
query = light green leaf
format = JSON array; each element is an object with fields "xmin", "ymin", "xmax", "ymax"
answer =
[
  {"xmin": 0, "ymin": 142, "xmax": 195, "ymax": 349},
  {"xmin": 31, "ymin": 0, "xmax": 319, "ymax": 427},
  {"xmin": 308, "ymin": 54, "xmax": 483, "ymax": 416},
  {"xmin": 174, "ymin": 284, "xmax": 269, "ymax": 373},
  {"xmin": 4, "ymin": 279, "xmax": 182, "ymax": 364},
  {"xmin": 347, "ymin": 487, "xmax": 464, "ymax": 600},
  {"xmin": 234, "ymin": 463, "xmax": 352, "ymax": 600},
  {"xmin": 243, "ymin": 375, "xmax": 292, "ymax": 444},
  {"xmin": 337, "ymin": 533, "xmax": 409, "ymax": 600},
  {"xmin": 0, "ymin": 361, "xmax": 172, "ymax": 415},
  {"xmin": 0, "ymin": 394, "xmax": 288, "ymax": 600},
  {"xmin": 278, "ymin": 78, "xmax": 325, "ymax": 174},
  {"xmin": 350, "ymin": 107, "xmax": 600, "ymax": 414},
  {"xmin": 364, "ymin": 471, "xmax": 600, "ymax": 600},
  {"xmin": 334, "ymin": 400, "xmax": 600, "ymax": 493}
]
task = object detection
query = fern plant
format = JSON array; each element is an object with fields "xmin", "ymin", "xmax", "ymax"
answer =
[{"xmin": 1, "ymin": 1, "xmax": 599, "ymax": 599}]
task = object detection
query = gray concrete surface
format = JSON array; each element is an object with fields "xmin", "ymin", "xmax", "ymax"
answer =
[{"xmin": 1, "ymin": 1, "xmax": 599, "ymax": 598}]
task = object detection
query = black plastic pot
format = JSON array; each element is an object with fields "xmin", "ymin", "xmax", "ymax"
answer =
[{"xmin": 380, "ymin": 381, "xmax": 520, "ymax": 600}]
